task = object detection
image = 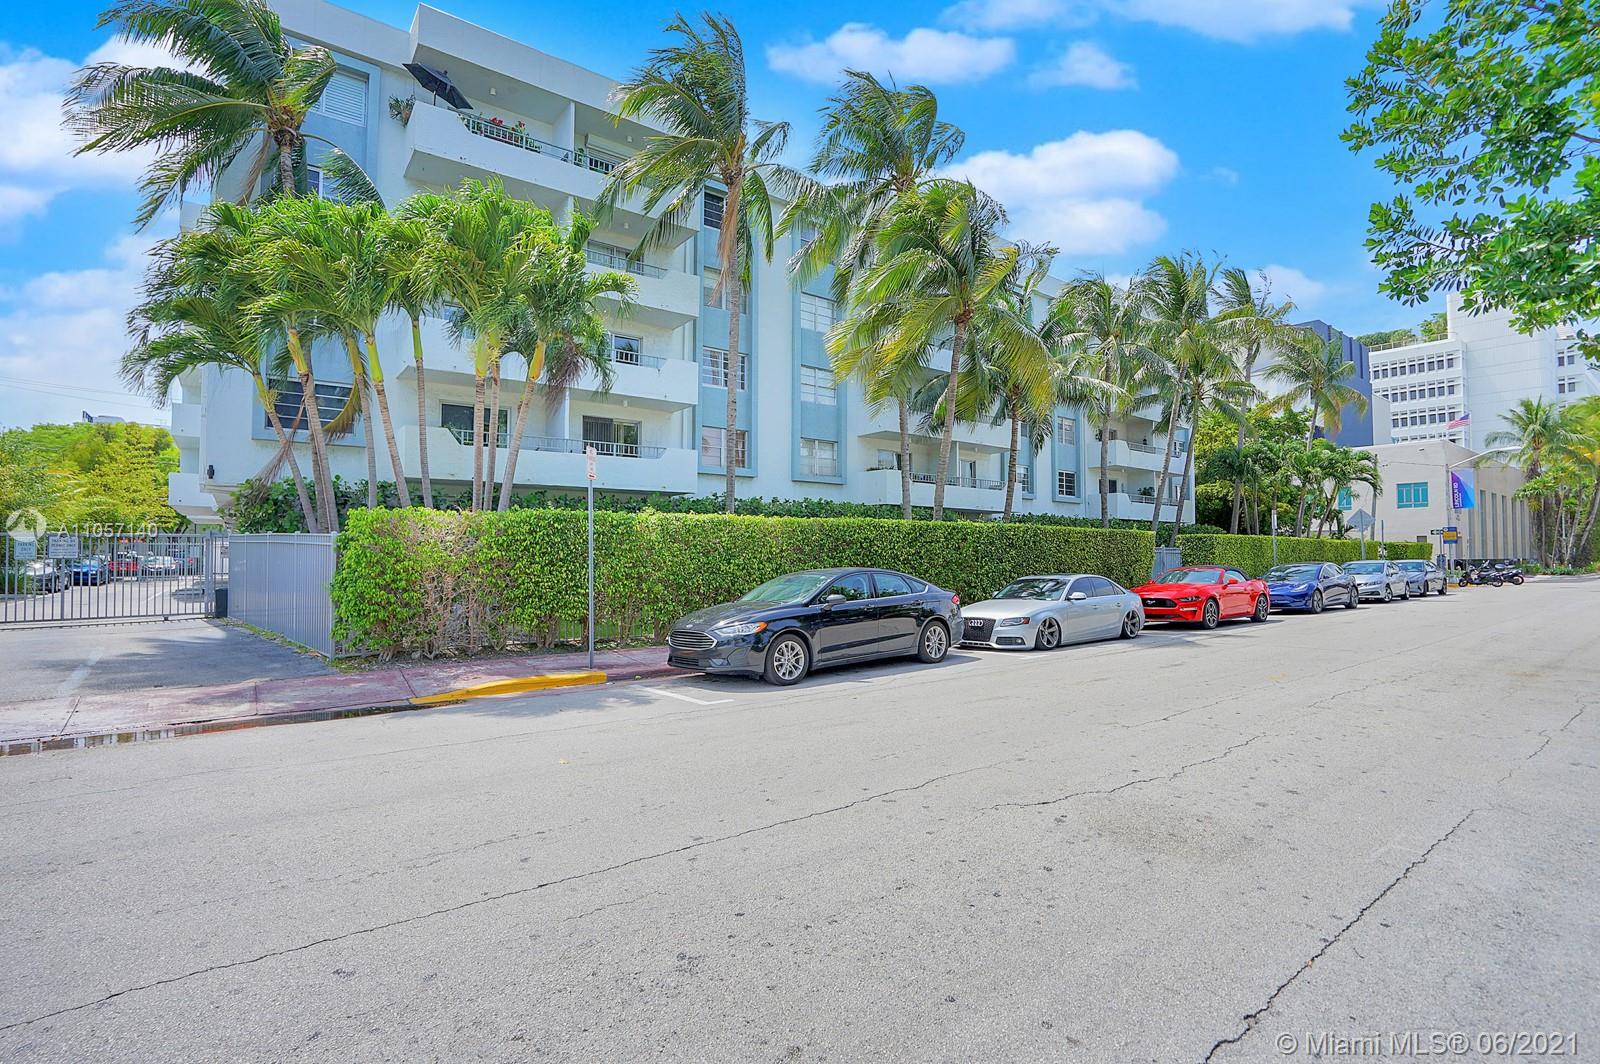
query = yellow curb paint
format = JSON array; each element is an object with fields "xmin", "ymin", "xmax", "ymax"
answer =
[{"xmin": 409, "ymin": 671, "xmax": 607, "ymax": 706}]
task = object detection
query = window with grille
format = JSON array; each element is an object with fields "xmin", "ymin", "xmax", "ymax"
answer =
[
  {"xmin": 265, "ymin": 376, "xmax": 355, "ymax": 432},
  {"xmin": 703, "ymin": 190, "xmax": 725, "ymax": 228},
  {"xmin": 1056, "ymin": 417, "xmax": 1076, "ymax": 446},
  {"xmin": 312, "ymin": 70, "xmax": 368, "ymax": 124},
  {"xmin": 798, "ymin": 365, "xmax": 836, "ymax": 405},
  {"xmin": 1056, "ymin": 470, "xmax": 1078, "ymax": 498},
  {"xmin": 800, "ymin": 437, "xmax": 838, "ymax": 477},
  {"xmin": 700, "ymin": 347, "xmax": 748, "ymax": 390},
  {"xmin": 699, "ymin": 426, "xmax": 747, "ymax": 468},
  {"xmin": 610, "ymin": 333, "xmax": 643, "ymax": 365},
  {"xmin": 1396, "ymin": 482, "xmax": 1429, "ymax": 508},
  {"xmin": 799, "ymin": 293, "xmax": 836, "ymax": 333}
]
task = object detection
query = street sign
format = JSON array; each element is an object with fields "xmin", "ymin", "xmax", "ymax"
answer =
[
  {"xmin": 1442, "ymin": 530, "xmax": 1459, "ymax": 543},
  {"xmin": 1443, "ymin": 525, "xmax": 1457, "ymax": 533},
  {"xmin": 585, "ymin": 444, "xmax": 597, "ymax": 481},
  {"xmin": 13, "ymin": 538, "xmax": 36, "ymax": 561},
  {"xmin": 46, "ymin": 533, "xmax": 79, "ymax": 559},
  {"xmin": 1349, "ymin": 509, "xmax": 1375, "ymax": 532}
]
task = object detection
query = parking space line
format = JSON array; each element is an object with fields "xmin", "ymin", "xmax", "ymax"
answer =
[{"xmin": 639, "ymin": 686, "xmax": 735, "ymax": 706}]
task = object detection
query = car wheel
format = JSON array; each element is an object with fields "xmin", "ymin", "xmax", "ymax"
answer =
[
  {"xmin": 1402, "ymin": 584, "xmax": 1411, "ymax": 600},
  {"xmin": 1344, "ymin": 586, "xmax": 1359, "ymax": 609},
  {"xmin": 1120, "ymin": 611, "xmax": 1142, "ymax": 639},
  {"xmin": 763, "ymin": 633, "xmax": 810, "ymax": 686},
  {"xmin": 917, "ymin": 621, "xmax": 951, "ymax": 663},
  {"xmin": 1382, "ymin": 586, "xmax": 1392, "ymax": 603},
  {"xmin": 1199, "ymin": 598, "xmax": 1221, "ymax": 630},
  {"xmin": 1034, "ymin": 618, "xmax": 1061, "ymax": 651},
  {"xmin": 1309, "ymin": 590, "xmax": 1324, "ymax": 614},
  {"xmin": 1251, "ymin": 594, "xmax": 1269, "ymax": 623},
  {"xmin": 1437, "ymin": 582, "xmax": 1447, "ymax": 596}
]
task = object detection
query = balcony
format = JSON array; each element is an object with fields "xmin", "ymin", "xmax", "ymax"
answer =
[
  {"xmin": 169, "ymin": 402, "xmax": 202, "ymax": 443},
  {"xmin": 855, "ymin": 405, "xmax": 1011, "ymax": 453},
  {"xmin": 856, "ymin": 467, "xmax": 1006, "ymax": 513},
  {"xmin": 585, "ymin": 244, "xmax": 700, "ymax": 328},
  {"xmin": 399, "ymin": 426, "xmax": 697, "ymax": 494},
  {"xmin": 1097, "ymin": 491, "xmax": 1193, "ymax": 522},
  {"xmin": 1087, "ymin": 439, "xmax": 1177, "ymax": 473},
  {"xmin": 167, "ymin": 471, "xmax": 219, "ymax": 519}
]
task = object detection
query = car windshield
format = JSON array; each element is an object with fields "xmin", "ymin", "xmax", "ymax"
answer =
[
  {"xmin": 1264, "ymin": 565, "xmax": 1320, "ymax": 581},
  {"xmin": 739, "ymin": 572, "xmax": 834, "ymax": 604},
  {"xmin": 1158, "ymin": 568, "xmax": 1222, "ymax": 584},
  {"xmin": 1344, "ymin": 562, "xmax": 1384, "ymax": 574},
  {"xmin": 994, "ymin": 578, "xmax": 1066, "ymax": 600},
  {"xmin": 1397, "ymin": 561, "xmax": 1426, "ymax": 571}
]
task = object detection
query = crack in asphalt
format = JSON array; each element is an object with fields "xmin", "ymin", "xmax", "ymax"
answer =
[
  {"xmin": 1497, "ymin": 702, "xmax": 1589, "ymax": 785},
  {"xmin": 0, "ymin": 758, "xmax": 1008, "ymax": 1034},
  {"xmin": 990, "ymin": 733, "xmax": 1266, "ymax": 810},
  {"xmin": 1198, "ymin": 811, "xmax": 1476, "ymax": 1064}
]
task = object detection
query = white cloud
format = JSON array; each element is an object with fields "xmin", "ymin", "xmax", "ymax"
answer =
[
  {"xmin": 1207, "ymin": 165, "xmax": 1240, "ymax": 185},
  {"xmin": 767, "ymin": 23, "xmax": 1016, "ymax": 85},
  {"xmin": 1258, "ymin": 264, "xmax": 1328, "ymax": 309},
  {"xmin": 943, "ymin": 130, "xmax": 1179, "ymax": 255},
  {"xmin": 939, "ymin": 0, "xmax": 1373, "ymax": 41},
  {"xmin": 1028, "ymin": 41, "xmax": 1135, "ymax": 90},
  {"xmin": 0, "ymin": 183, "xmax": 54, "ymax": 225}
]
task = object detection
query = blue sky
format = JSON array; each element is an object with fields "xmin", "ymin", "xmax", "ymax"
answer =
[{"xmin": 0, "ymin": 0, "xmax": 1419, "ymax": 429}]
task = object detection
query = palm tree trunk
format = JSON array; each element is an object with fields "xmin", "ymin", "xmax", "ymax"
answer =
[
  {"xmin": 253, "ymin": 373, "xmax": 318, "ymax": 533},
  {"xmin": 1170, "ymin": 431, "xmax": 1197, "ymax": 547},
  {"xmin": 1573, "ymin": 478, "xmax": 1600, "ymax": 565},
  {"xmin": 723, "ymin": 271, "xmax": 743, "ymax": 512},
  {"xmin": 1229, "ymin": 418, "xmax": 1248, "ymax": 534},
  {"xmin": 364, "ymin": 336, "xmax": 411, "ymax": 508},
  {"xmin": 931, "ymin": 319, "xmax": 966, "ymax": 521},
  {"xmin": 410, "ymin": 318, "xmax": 434, "ymax": 509},
  {"xmin": 497, "ymin": 343, "xmax": 547, "ymax": 512},
  {"xmin": 1003, "ymin": 411, "xmax": 1019, "ymax": 521},
  {"xmin": 470, "ymin": 370, "xmax": 486, "ymax": 510},
  {"xmin": 1098, "ymin": 401, "xmax": 1112, "ymax": 528},
  {"xmin": 485, "ymin": 363, "xmax": 502, "ymax": 508},
  {"xmin": 1149, "ymin": 381, "xmax": 1185, "ymax": 537},
  {"xmin": 897, "ymin": 397, "xmax": 913, "ymax": 520},
  {"xmin": 274, "ymin": 130, "xmax": 296, "ymax": 195},
  {"xmin": 1293, "ymin": 415, "xmax": 1318, "ymax": 535},
  {"xmin": 286, "ymin": 328, "xmax": 339, "ymax": 532},
  {"xmin": 345, "ymin": 335, "xmax": 379, "ymax": 510}
]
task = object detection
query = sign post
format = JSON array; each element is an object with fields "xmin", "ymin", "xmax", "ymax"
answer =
[
  {"xmin": 1350, "ymin": 509, "xmax": 1375, "ymax": 559},
  {"xmin": 1270, "ymin": 508, "xmax": 1278, "ymax": 567},
  {"xmin": 585, "ymin": 445, "xmax": 597, "ymax": 672}
]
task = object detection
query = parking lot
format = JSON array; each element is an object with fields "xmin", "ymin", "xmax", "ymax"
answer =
[{"xmin": 1, "ymin": 578, "xmax": 1595, "ymax": 1061}]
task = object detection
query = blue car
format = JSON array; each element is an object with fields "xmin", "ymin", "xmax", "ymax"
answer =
[
  {"xmin": 69, "ymin": 555, "xmax": 110, "ymax": 585},
  {"xmin": 1262, "ymin": 562, "xmax": 1359, "ymax": 613}
]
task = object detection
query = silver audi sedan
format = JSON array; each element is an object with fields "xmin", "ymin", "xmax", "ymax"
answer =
[{"xmin": 958, "ymin": 573, "xmax": 1145, "ymax": 650}]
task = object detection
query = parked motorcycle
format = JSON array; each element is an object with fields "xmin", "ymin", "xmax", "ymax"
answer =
[
  {"xmin": 1464, "ymin": 565, "xmax": 1504, "ymax": 587},
  {"xmin": 1490, "ymin": 561, "xmax": 1526, "ymax": 585}
]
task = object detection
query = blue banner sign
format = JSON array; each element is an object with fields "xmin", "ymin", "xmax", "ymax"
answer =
[{"xmin": 1450, "ymin": 468, "xmax": 1477, "ymax": 510}]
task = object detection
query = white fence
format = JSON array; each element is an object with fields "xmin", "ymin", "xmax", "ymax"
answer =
[{"xmin": 227, "ymin": 533, "xmax": 338, "ymax": 657}]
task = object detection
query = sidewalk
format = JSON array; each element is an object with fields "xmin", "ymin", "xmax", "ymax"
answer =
[{"xmin": 1, "ymin": 645, "xmax": 676, "ymax": 754}]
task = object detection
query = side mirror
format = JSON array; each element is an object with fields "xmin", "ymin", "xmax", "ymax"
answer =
[
  {"xmin": 1068, "ymin": 591, "xmax": 1089, "ymax": 603},
  {"xmin": 822, "ymin": 593, "xmax": 847, "ymax": 606},
  {"xmin": 1226, "ymin": 577, "xmax": 1241, "ymax": 586}
]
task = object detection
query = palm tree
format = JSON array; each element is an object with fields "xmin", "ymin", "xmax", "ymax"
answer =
[
  {"xmin": 1164, "ymin": 340, "xmax": 1254, "ymax": 546},
  {"xmin": 1215, "ymin": 268, "xmax": 1304, "ymax": 533},
  {"xmin": 828, "ymin": 306, "xmax": 932, "ymax": 518},
  {"xmin": 852, "ymin": 181, "xmax": 1022, "ymax": 519},
  {"xmin": 65, "ymin": 0, "xmax": 368, "ymax": 227},
  {"xmin": 1487, "ymin": 397, "xmax": 1570, "ymax": 563},
  {"xmin": 1263, "ymin": 334, "xmax": 1370, "ymax": 533},
  {"xmin": 1044, "ymin": 273, "xmax": 1161, "ymax": 527},
  {"xmin": 496, "ymin": 214, "xmax": 637, "ymax": 510},
  {"xmin": 124, "ymin": 234, "xmax": 319, "ymax": 531},
  {"xmin": 599, "ymin": 13, "xmax": 798, "ymax": 512},
  {"xmin": 379, "ymin": 214, "xmax": 447, "ymax": 507}
]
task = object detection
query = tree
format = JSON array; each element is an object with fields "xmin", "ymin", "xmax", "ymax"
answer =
[
  {"xmin": 1263, "ymin": 334, "xmax": 1369, "ymax": 534},
  {"xmin": 380, "ymin": 215, "xmax": 447, "ymax": 508},
  {"xmin": 828, "ymin": 305, "xmax": 932, "ymax": 519},
  {"xmin": 496, "ymin": 214, "xmax": 636, "ymax": 510},
  {"xmin": 1162, "ymin": 334, "xmax": 1254, "ymax": 546},
  {"xmin": 851, "ymin": 181, "xmax": 1023, "ymax": 519},
  {"xmin": 1344, "ymin": 0, "xmax": 1600, "ymax": 355},
  {"xmin": 1487, "ymin": 397, "xmax": 1571, "ymax": 563},
  {"xmin": 64, "ymin": 0, "xmax": 366, "ymax": 227},
  {"xmin": 600, "ymin": 13, "xmax": 798, "ymax": 512},
  {"xmin": 1043, "ymin": 274, "xmax": 1160, "ymax": 527},
  {"xmin": 1419, "ymin": 311, "xmax": 1448, "ymax": 341}
]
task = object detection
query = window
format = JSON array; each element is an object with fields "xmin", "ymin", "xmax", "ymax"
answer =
[
  {"xmin": 1225, "ymin": 569, "xmax": 1248, "ymax": 584},
  {"xmin": 824, "ymin": 573, "xmax": 871, "ymax": 601},
  {"xmin": 265, "ymin": 376, "xmax": 354, "ymax": 432},
  {"xmin": 701, "ymin": 347, "xmax": 748, "ymax": 390},
  {"xmin": 1056, "ymin": 470, "xmax": 1078, "ymax": 498},
  {"xmin": 872, "ymin": 572, "xmax": 915, "ymax": 597},
  {"xmin": 440, "ymin": 402, "xmax": 508, "ymax": 446},
  {"xmin": 610, "ymin": 333, "xmax": 643, "ymax": 365},
  {"xmin": 1337, "ymin": 488, "xmax": 1353, "ymax": 510},
  {"xmin": 311, "ymin": 70, "xmax": 368, "ymax": 124},
  {"xmin": 1396, "ymin": 481, "xmax": 1429, "ymax": 509},
  {"xmin": 1557, "ymin": 376, "xmax": 1579, "ymax": 395},
  {"xmin": 799, "ymin": 437, "xmax": 838, "ymax": 477},
  {"xmin": 799, "ymin": 365, "xmax": 837, "ymax": 405},
  {"xmin": 1557, "ymin": 350, "xmax": 1578, "ymax": 367},
  {"xmin": 699, "ymin": 426, "xmax": 747, "ymax": 468},
  {"xmin": 875, "ymin": 449, "xmax": 901, "ymax": 470},
  {"xmin": 1056, "ymin": 417, "xmax": 1076, "ymax": 446},
  {"xmin": 1084, "ymin": 576, "xmax": 1117, "ymax": 598},
  {"xmin": 799, "ymin": 292, "xmax": 836, "ymax": 332},
  {"xmin": 582, "ymin": 416, "xmax": 641, "ymax": 457},
  {"xmin": 702, "ymin": 190, "xmax": 724, "ymax": 229},
  {"xmin": 702, "ymin": 267, "xmax": 749, "ymax": 313}
]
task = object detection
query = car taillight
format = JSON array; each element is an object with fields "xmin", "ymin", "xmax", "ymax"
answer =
[{"xmin": 951, "ymin": 593, "xmax": 961, "ymax": 606}]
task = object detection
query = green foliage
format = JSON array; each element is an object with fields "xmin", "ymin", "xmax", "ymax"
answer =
[
  {"xmin": 331, "ymin": 508, "xmax": 1160, "ymax": 658},
  {"xmin": 220, "ymin": 475, "xmax": 404, "ymax": 531},
  {"xmin": 0, "ymin": 422, "xmax": 183, "ymax": 529},
  {"xmin": 1175, "ymin": 533, "xmax": 1430, "ymax": 577},
  {"xmin": 1345, "ymin": 0, "xmax": 1600, "ymax": 355},
  {"xmin": 1356, "ymin": 327, "xmax": 1415, "ymax": 348}
]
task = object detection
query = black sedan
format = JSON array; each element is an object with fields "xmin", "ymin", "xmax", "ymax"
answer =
[{"xmin": 667, "ymin": 568, "xmax": 962, "ymax": 685}]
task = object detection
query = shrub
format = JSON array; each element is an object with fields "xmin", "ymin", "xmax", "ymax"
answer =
[
  {"xmin": 332, "ymin": 508, "xmax": 1156, "ymax": 658},
  {"xmin": 1175, "ymin": 533, "xmax": 1432, "ymax": 577}
]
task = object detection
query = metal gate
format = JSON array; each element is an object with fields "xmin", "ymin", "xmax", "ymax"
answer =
[{"xmin": 1, "ymin": 526, "xmax": 226, "ymax": 625}]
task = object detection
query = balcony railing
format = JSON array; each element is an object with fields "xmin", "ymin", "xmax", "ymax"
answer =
[
  {"xmin": 524, "ymin": 436, "xmax": 666, "ymax": 460},
  {"xmin": 1127, "ymin": 441, "xmax": 1161, "ymax": 454},
  {"xmin": 586, "ymin": 243, "xmax": 667, "ymax": 278},
  {"xmin": 458, "ymin": 114, "xmax": 624, "ymax": 178},
  {"xmin": 611, "ymin": 348, "xmax": 665, "ymax": 369},
  {"xmin": 892, "ymin": 468, "xmax": 1006, "ymax": 491}
]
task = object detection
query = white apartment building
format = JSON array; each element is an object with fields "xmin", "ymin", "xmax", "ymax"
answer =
[
  {"xmin": 166, "ymin": 0, "xmax": 1193, "ymax": 526},
  {"xmin": 1368, "ymin": 293, "xmax": 1599, "ymax": 451}
]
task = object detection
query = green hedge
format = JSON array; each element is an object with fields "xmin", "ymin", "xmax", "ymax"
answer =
[
  {"xmin": 332, "ymin": 508, "xmax": 1155, "ymax": 658},
  {"xmin": 1174, "ymin": 533, "xmax": 1431, "ymax": 576}
]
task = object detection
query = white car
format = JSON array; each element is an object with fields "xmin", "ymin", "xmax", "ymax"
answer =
[
  {"xmin": 958, "ymin": 573, "xmax": 1145, "ymax": 650},
  {"xmin": 1343, "ymin": 560, "xmax": 1410, "ymax": 602}
]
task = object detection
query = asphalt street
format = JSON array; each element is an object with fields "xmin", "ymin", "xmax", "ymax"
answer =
[{"xmin": 1, "ymin": 579, "xmax": 1596, "ymax": 1062}]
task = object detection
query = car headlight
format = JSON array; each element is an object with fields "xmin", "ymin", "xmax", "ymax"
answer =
[
  {"xmin": 711, "ymin": 621, "xmax": 767, "ymax": 639},
  {"xmin": 996, "ymin": 616, "xmax": 1032, "ymax": 627},
  {"xmin": 1177, "ymin": 595, "xmax": 1200, "ymax": 603}
]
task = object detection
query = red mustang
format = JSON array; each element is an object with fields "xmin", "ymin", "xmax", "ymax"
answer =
[{"xmin": 1131, "ymin": 566, "xmax": 1270, "ymax": 629}]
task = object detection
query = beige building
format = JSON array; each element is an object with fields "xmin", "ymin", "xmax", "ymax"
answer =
[{"xmin": 1344, "ymin": 439, "xmax": 1534, "ymax": 563}]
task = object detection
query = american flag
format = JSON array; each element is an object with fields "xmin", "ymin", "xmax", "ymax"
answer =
[{"xmin": 1446, "ymin": 411, "xmax": 1471, "ymax": 430}]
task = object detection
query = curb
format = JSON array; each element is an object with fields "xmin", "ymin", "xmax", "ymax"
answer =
[
  {"xmin": 1, "ymin": 662, "xmax": 683, "ymax": 757},
  {"xmin": 409, "ymin": 670, "xmax": 607, "ymax": 706}
]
